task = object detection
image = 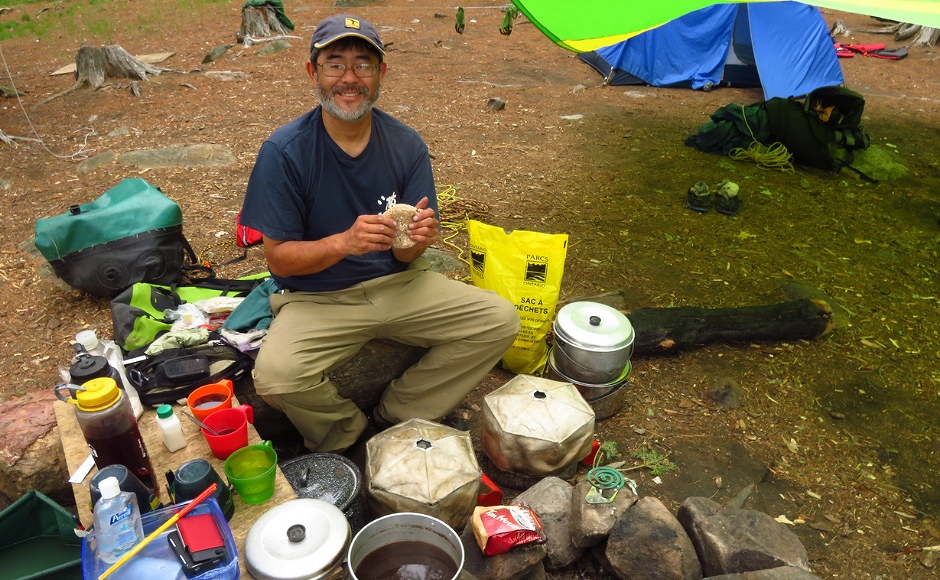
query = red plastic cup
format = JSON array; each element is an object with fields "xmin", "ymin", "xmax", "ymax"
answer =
[{"xmin": 201, "ymin": 405, "xmax": 253, "ymax": 459}]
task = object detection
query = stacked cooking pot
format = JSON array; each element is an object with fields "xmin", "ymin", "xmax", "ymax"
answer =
[{"xmin": 548, "ymin": 301, "xmax": 634, "ymax": 420}]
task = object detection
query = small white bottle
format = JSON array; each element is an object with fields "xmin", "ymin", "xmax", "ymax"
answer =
[
  {"xmin": 155, "ymin": 404, "xmax": 187, "ymax": 452},
  {"xmin": 94, "ymin": 476, "xmax": 145, "ymax": 564}
]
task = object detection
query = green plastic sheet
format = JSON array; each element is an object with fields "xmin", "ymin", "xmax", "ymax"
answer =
[{"xmin": 511, "ymin": 0, "xmax": 940, "ymax": 51}]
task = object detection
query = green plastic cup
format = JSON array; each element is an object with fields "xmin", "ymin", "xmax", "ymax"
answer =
[{"xmin": 223, "ymin": 440, "xmax": 277, "ymax": 505}]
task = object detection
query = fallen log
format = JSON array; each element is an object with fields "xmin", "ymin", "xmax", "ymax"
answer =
[
  {"xmin": 237, "ymin": 295, "xmax": 833, "ymax": 446},
  {"xmin": 626, "ymin": 298, "xmax": 834, "ymax": 355}
]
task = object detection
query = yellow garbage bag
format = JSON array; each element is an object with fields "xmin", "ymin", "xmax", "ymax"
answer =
[{"xmin": 467, "ymin": 220, "xmax": 568, "ymax": 374}]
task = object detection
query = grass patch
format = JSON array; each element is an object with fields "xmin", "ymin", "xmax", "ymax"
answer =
[{"xmin": 0, "ymin": 0, "xmax": 232, "ymax": 42}]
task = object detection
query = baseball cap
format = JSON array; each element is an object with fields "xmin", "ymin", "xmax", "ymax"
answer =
[{"xmin": 310, "ymin": 15, "xmax": 386, "ymax": 55}]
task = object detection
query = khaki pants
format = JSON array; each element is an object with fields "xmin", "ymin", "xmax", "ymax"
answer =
[{"xmin": 253, "ymin": 259, "xmax": 520, "ymax": 453}]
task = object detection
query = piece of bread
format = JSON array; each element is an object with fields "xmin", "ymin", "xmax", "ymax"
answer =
[{"xmin": 384, "ymin": 203, "xmax": 418, "ymax": 249}]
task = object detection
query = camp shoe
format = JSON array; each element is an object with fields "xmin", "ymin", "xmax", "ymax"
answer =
[
  {"xmin": 715, "ymin": 179, "xmax": 741, "ymax": 216},
  {"xmin": 686, "ymin": 181, "xmax": 711, "ymax": 212}
]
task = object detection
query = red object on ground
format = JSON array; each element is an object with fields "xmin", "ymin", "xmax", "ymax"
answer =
[
  {"xmin": 581, "ymin": 439, "xmax": 601, "ymax": 466},
  {"xmin": 478, "ymin": 473, "xmax": 503, "ymax": 507}
]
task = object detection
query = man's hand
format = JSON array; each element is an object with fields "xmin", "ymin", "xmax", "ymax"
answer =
[
  {"xmin": 407, "ymin": 197, "xmax": 440, "ymax": 247},
  {"xmin": 393, "ymin": 196, "xmax": 439, "ymax": 262},
  {"xmin": 344, "ymin": 213, "xmax": 398, "ymax": 255}
]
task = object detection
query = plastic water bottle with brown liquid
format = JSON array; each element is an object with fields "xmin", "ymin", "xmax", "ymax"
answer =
[{"xmin": 56, "ymin": 377, "xmax": 159, "ymax": 495}]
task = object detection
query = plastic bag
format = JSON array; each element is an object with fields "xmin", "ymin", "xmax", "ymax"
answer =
[{"xmin": 467, "ymin": 220, "xmax": 568, "ymax": 374}]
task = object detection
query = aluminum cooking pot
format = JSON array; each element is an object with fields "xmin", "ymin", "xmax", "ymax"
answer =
[
  {"xmin": 552, "ymin": 301, "xmax": 634, "ymax": 384},
  {"xmin": 245, "ymin": 498, "xmax": 350, "ymax": 580}
]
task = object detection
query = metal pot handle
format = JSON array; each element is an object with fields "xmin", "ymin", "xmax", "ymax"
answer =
[{"xmin": 553, "ymin": 342, "xmax": 607, "ymax": 374}]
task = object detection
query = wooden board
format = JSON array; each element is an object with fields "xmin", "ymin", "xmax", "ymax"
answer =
[
  {"xmin": 50, "ymin": 52, "xmax": 176, "ymax": 75},
  {"xmin": 54, "ymin": 396, "xmax": 297, "ymax": 578}
]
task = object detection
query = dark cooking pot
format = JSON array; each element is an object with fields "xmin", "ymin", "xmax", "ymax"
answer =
[{"xmin": 552, "ymin": 301, "xmax": 634, "ymax": 384}]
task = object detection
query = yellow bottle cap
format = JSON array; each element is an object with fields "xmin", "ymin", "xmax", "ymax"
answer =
[{"xmin": 75, "ymin": 377, "xmax": 120, "ymax": 411}]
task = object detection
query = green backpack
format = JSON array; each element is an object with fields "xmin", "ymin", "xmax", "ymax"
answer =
[
  {"xmin": 765, "ymin": 86, "xmax": 870, "ymax": 171},
  {"xmin": 110, "ymin": 275, "xmax": 268, "ymax": 352},
  {"xmin": 34, "ymin": 178, "xmax": 195, "ymax": 298}
]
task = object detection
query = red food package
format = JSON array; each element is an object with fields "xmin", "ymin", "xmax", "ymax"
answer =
[{"xmin": 471, "ymin": 504, "xmax": 547, "ymax": 556}]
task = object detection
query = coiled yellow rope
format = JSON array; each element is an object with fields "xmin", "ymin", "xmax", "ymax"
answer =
[
  {"xmin": 437, "ymin": 184, "xmax": 489, "ymax": 266},
  {"xmin": 727, "ymin": 104, "xmax": 795, "ymax": 172},
  {"xmin": 729, "ymin": 140, "xmax": 794, "ymax": 172}
]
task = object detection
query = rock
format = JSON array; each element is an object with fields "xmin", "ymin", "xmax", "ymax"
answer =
[
  {"xmin": 677, "ymin": 496, "xmax": 810, "ymax": 577},
  {"xmin": 605, "ymin": 496, "xmax": 702, "ymax": 580},
  {"xmin": 570, "ymin": 479, "xmax": 638, "ymax": 549},
  {"xmin": 519, "ymin": 560, "xmax": 545, "ymax": 580},
  {"xmin": 708, "ymin": 377, "xmax": 744, "ymax": 410},
  {"xmin": 849, "ymin": 144, "xmax": 910, "ymax": 182},
  {"xmin": 256, "ymin": 39, "xmax": 291, "ymax": 55},
  {"xmin": 0, "ymin": 390, "xmax": 72, "ymax": 507},
  {"xmin": 460, "ymin": 520, "xmax": 547, "ymax": 580},
  {"xmin": 487, "ymin": 97, "xmax": 506, "ymax": 111},
  {"xmin": 703, "ymin": 565, "xmax": 821, "ymax": 579},
  {"xmin": 724, "ymin": 483, "xmax": 755, "ymax": 510},
  {"xmin": 76, "ymin": 151, "xmax": 117, "ymax": 175},
  {"xmin": 202, "ymin": 44, "xmax": 233, "ymax": 63},
  {"xmin": 515, "ymin": 477, "xmax": 581, "ymax": 570},
  {"xmin": 117, "ymin": 144, "xmax": 236, "ymax": 169}
]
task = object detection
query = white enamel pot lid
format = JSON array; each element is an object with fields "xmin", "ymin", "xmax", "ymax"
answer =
[
  {"xmin": 553, "ymin": 301, "xmax": 634, "ymax": 350},
  {"xmin": 245, "ymin": 498, "xmax": 350, "ymax": 580}
]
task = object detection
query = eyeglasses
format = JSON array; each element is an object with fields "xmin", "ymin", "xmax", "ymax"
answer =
[{"xmin": 316, "ymin": 62, "xmax": 380, "ymax": 78}]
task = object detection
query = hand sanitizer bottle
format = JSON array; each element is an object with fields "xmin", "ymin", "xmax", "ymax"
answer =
[{"xmin": 93, "ymin": 476, "xmax": 145, "ymax": 564}]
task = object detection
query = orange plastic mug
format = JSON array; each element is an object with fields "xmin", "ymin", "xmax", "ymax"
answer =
[{"xmin": 187, "ymin": 379, "xmax": 233, "ymax": 423}]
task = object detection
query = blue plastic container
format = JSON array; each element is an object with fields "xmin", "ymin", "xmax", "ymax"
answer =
[{"xmin": 81, "ymin": 496, "xmax": 238, "ymax": 580}]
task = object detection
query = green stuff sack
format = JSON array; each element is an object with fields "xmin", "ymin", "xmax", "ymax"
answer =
[
  {"xmin": 467, "ymin": 220, "xmax": 568, "ymax": 375},
  {"xmin": 34, "ymin": 178, "xmax": 193, "ymax": 298},
  {"xmin": 110, "ymin": 276, "xmax": 267, "ymax": 352}
]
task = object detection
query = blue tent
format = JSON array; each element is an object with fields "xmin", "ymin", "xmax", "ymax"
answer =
[{"xmin": 578, "ymin": 2, "xmax": 845, "ymax": 100}]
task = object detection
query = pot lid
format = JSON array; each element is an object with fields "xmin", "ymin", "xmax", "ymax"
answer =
[
  {"xmin": 553, "ymin": 301, "xmax": 633, "ymax": 349},
  {"xmin": 245, "ymin": 498, "xmax": 350, "ymax": 580},
  {"xmin": 280, "ymin": 453, "xmax": 361, "ymax": 513}
]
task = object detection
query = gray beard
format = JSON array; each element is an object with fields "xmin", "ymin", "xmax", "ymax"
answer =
[{"xmin": 316, "ymin": 82, "xmax": 381, "ymax": 122}]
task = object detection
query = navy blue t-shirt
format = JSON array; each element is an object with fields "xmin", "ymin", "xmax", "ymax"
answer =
[{"xmin": 240, "ymin": 107, "xmax": 437, "ymax": 292}]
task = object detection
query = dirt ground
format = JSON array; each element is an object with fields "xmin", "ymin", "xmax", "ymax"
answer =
[{"xmin": 1, "ymin": 0, "xmax": 939, "ymax": 577}]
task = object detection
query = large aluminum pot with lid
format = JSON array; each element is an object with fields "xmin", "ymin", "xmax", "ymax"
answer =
[
  {"xmin": 552, "ymin": 301, "xmax": 634, "ymax": 384},
  {"xmin": 245, "ymin": 498, "xmax": 350, "ymax": 580}
]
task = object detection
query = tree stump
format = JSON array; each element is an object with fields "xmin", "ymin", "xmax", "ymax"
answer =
[
  {"xmin": 73, "ymin": 45, "xmax": 164, "ymax": 88},
  {"xmin": 37, "ymin": 45, "xmax": 168, "ymax": 106},
  {"xmin": 238, "ymin": 5, "xmax": 293, "ymax": 44}
]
